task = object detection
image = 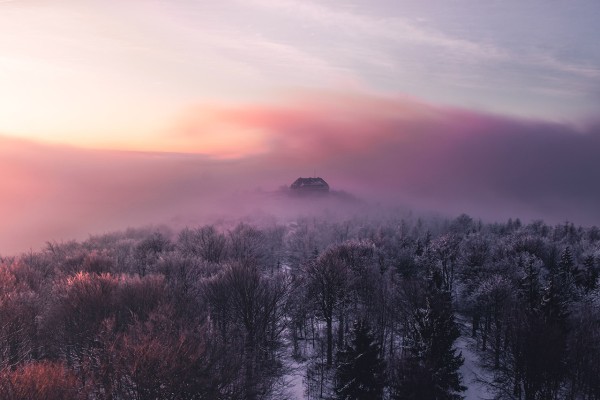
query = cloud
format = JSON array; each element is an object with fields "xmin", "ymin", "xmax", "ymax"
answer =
[
  {"xmin": 248, "ymin": 0, "xmax": 505, "ymax": 61},
  {"xmin": 0, "ymin": 136, "xmax": 224, "ymax": 253},
  {"xmin": 2, "ymin": 91, "xmax": 600, "ymax": 253},
  {"xmin": 175, "ymin": 91, "xmax": 600, "ymax": 223}
]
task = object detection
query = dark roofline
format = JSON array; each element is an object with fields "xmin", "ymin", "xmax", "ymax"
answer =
[{"xmin": 290, "ymin": 177, "xmax": 330, "ymax": 191}]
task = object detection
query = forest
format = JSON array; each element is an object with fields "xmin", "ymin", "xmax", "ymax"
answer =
[{"xmin": 0, "ymin": 211, "xmax": 599, "ymax": 400}]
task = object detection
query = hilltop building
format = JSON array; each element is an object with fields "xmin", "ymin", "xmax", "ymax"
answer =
[{"xmin": 290, "ymin": 177, "xmax": 330, "ymax": 194}]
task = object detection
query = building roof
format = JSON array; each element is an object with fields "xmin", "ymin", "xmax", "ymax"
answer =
[{"xmin": 290, "ymin": 177, "xmax": 330, "ymax": 191}]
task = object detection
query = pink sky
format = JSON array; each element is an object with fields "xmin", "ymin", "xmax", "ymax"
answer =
[
  {"xmin": 2, "ymin": 0, "xmax": 599, "ymax": 149},
  {"xmin": 2, "ymin": 91, "xmax": 600, "ymax": 254},
  {"xmin": 1, "ymin": 1, "xmax": 600, "ymax": 253}
]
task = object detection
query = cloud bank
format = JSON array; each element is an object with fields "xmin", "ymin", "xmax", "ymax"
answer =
[{"xmin": 2, "ymin": 92, "xmax": 600, "ymax": 254}]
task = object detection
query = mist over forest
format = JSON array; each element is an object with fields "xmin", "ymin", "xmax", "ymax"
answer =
[
  {"xmin": 2, "ymin": 1, "xmax": 600, "ymax": 398},
  {"xmin": 3, "ymin": 120, "xmax": 600, "ymax": 398},
  {"xmin": 1, "ymin": 200, "xmax": 599, "ymax": 399},
  {"xmin": 3, "ymin": 107, "xmax": 600, "ymax": 255},
  {"xmin": 3, "ymin": 104, "xmax": 600, "ymax": 400}
]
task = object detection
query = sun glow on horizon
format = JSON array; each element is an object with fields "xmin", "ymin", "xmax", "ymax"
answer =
[{"xmin": 2, "ymin": 0, "xmax": 599, "ymax": 154}]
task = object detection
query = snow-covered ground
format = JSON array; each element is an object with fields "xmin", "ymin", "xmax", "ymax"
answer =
[
  {"xmin": 456, "ymin": 335, "xmax": 495, "ymax": 400},
  {"xmin": 279, "ymin": 316, "xmax": 495, "ymax": 399},
  {"xmin": 282, "ymin": 357, "xmax": 306, "ymax": 400},
  {"xmin": 456, "ymin": 316, "xmax": 495, "ymax": 400}
]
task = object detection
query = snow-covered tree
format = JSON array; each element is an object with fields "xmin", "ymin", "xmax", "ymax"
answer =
[
  {"xmin": 335, "ymin": 320, "xmax": 386, "ymax": 400},
  {"xmin": 393, "ymin": 268, "xmax": 465, "ymax": 400}
]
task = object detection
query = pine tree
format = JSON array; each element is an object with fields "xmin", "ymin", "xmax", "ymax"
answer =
[
  {"xmin": 518, "ymin": 253, "xmax": 542, "ymax": 313},
  {"xmin": 533, "ymin": 247, "xmax": 575, "ymax": 399},
  {"xmin": 542, "ymin": 247, "xmax": 576, "ymax": 327},
  {"xmin": 393, "ymin": 268, "xmax": 465, "ymax": 400},
  {"xmin": 583, "ymin": 255, "xmax": 598, "ymax": 291},
  {"xmin": 335, "ymin": 320, "xmax": 386, "ymax": 400}
]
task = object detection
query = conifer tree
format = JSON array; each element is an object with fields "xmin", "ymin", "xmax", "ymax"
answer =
[
  {"xmin": 542, "ymin": 247, "xmax": 576, "ymax": 328},
  {"xmin": 393, "ymin": 268, "xmax": 465, "ymax": 400},
  {"xmin": 583, "ymin": 255, "xmax": 598, "ymax": 291},
  {"xmin": 335, "ymin": 320, "xmax": 386, "ymax": 400},
  {"xmin": 533, "ymin": 247, "xmax": 575, "ymax": 398}
]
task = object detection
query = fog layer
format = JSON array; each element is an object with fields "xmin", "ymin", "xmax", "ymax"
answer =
[{"xmin": 2, "ymin": 92, "xmax": 599, "ymax": 254}]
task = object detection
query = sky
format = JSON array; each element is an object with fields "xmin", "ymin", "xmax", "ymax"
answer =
[{"xmin": 1, "ymin": 0, "xmax": 600, "ymax": 253}]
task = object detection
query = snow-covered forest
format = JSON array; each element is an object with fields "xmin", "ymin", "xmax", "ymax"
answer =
[{"xmin": 0, "ymin": 211, "xmax": 599, "ymax": 399}]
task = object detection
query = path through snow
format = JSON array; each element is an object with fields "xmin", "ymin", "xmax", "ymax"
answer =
[{"xmin": 456, "ymin": 329, "xmax": 495, "ymax": 400}]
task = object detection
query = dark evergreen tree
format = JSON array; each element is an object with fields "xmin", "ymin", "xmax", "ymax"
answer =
[
  {"xmin": 582, "ymin": 255, "xmax": 598, "ymax": 292},
  {"xmin": 542, "ymin": 247, "xmax": 576, "ymax": 328},
  {"xmin": 518, "ymin": 253, "xmax": 542, "ymax": 313},
  {"xmin": 530, "ymin": 247, "xmax": 576, "ymax": 399},
  {"xmin": 393, "ymin": 268, "xmax": 465, "ymax": 400},
  {"xmin": 336, "ymin": 320, "xmax": 386, "ymax": 400}
]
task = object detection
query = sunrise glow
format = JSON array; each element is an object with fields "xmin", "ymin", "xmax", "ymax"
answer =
[{"xmin": 1, "ymin": 0, "xmax": 600, "ymax": 253}]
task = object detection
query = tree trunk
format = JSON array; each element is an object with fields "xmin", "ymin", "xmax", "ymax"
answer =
[
  {"xmin": 245, "ymin": 333, "xmax": 256, "ymax": 400},
  {"xmin": 326, "ymin": 317, "xmax": 333, "ymax": 367},
  {"xmin": 482, "ymin": 313, "xmax": 490, "ymax": 351},
  {"xmin": 472, "ymin": 313, "xmax": 480, "ymax": 337},
  {"xmin": 338, "ymin": 310, "xmax": 344, "ymax": 350}
]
